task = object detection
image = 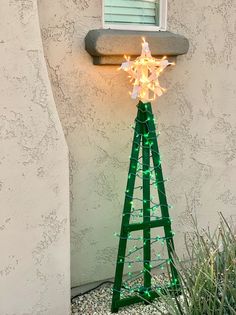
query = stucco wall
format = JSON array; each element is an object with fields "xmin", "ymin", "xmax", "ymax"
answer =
[
  {"xmin": 38, "ymin": 0, "xmax": 236, "ymax": 287},
  {"xmin": 0, "ymin": 1, "xmax": 70, "ymax": 314}
]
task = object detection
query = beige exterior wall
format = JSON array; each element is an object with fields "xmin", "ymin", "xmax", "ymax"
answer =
[
  {"xmin": 0, "ymin": 1, "xmax": 70, "ymax": 314},
  {"xmin": 39, "ymin": 0, "xmax": 235, "ymax": 289}
]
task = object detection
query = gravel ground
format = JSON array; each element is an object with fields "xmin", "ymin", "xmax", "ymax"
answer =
[{"xmin": 71, "ymin": 281, "xmax": 167, "ymax": 315}]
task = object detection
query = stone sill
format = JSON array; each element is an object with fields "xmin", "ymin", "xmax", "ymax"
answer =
[{"xmin": 85, "ymin": 29, "xmax": 189, "ymax": 65}]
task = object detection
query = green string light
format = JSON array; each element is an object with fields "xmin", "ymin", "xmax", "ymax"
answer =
[{"xmin": 112, "ymin": 102, "xmax": 179, "ymax": 312}]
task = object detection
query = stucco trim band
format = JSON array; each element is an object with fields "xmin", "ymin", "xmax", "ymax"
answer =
[{"xmin": 85, "ymin": 29, "xmax": 189, "ymax": 65}]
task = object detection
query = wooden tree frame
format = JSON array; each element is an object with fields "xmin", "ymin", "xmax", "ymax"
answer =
[{"xmin": 111, "ymin": 101, "xmax": 179, "ymax": 313}]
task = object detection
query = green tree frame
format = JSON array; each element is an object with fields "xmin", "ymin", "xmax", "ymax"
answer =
[{"xmin": 111, "ymin": 101, "xmax": 179, "ymax": 313}]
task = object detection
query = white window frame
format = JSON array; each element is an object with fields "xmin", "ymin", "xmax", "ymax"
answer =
[{"xmin": 102, "ymin": 0, "xmax": 167, "ymax": 31}]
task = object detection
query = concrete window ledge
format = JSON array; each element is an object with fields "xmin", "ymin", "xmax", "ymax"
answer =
[{"xmin": 85, "ymin": 29, "xmax": 189, "ymax": 65}]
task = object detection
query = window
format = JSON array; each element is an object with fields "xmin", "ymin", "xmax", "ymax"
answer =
[{"xmin": 103, "ymin": 0, "xmax": 167, "ymax": 31}]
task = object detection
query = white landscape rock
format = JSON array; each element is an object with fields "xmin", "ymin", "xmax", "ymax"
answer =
[{"xmin": 71, "ymin": 283, "xmax": 168, "ymax": 315}]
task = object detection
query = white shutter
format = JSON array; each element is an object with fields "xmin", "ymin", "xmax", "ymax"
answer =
[{"xmin": 104, "ymin": 0, "xmax": 160, "ymax": 26}]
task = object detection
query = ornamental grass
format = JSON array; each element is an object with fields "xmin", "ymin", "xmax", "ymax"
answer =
[{"xmin": 155, "ymin": 213, "xmax": 236, "ymax": 315}]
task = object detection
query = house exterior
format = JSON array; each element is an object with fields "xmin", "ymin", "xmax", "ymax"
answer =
[{"xmin": 0, "ymin": 0, "xmax": 235, "ymax": 314}]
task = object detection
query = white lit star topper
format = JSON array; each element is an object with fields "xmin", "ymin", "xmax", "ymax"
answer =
[{"xmin": 120, "ymin": 38, "xmax": 174, "ymax": 103}]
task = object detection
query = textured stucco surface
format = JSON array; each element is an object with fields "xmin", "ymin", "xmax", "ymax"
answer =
[
  {"xmin": 38, "ymin": 0, "xmax": 236, "ymax": 287},
  {"xmin": 0, "ymin": 1, "xmax": 70, "ymax": 314}
]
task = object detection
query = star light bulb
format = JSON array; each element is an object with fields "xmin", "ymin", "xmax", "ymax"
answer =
[{"xmin": 120, "ymin": 38, "xmax": 174, "ymax": 102}]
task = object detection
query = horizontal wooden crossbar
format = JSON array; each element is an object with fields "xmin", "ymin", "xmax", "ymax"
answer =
[
  {"xmin": 115, "ymin": 285, "xmax": 181, "ymax": 309},
  {"xmin": 124, "ymin": 218, "xmax": 170, "ymax": 232}
]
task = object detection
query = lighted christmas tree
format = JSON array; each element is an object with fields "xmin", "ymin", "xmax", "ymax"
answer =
[{"xmin": 111, "ymin": 39, "xmax": 179, "ymax": 313}]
